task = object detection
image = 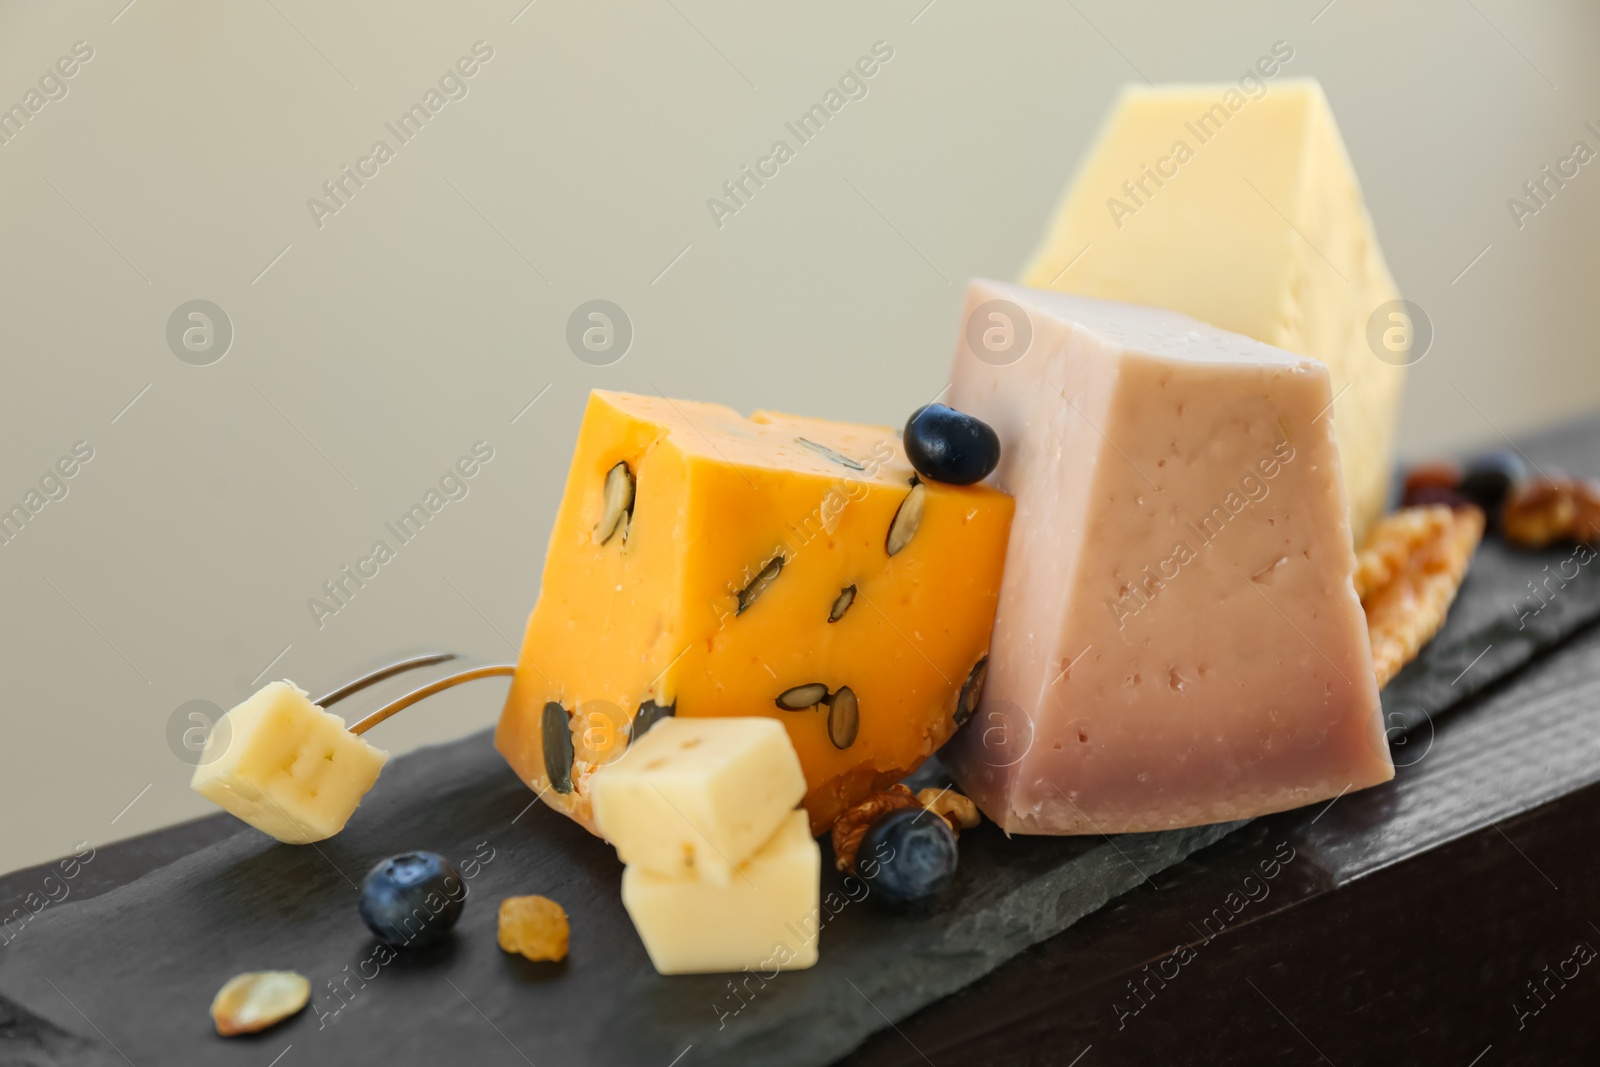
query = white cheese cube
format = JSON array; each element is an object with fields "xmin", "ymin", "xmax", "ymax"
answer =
[
  {"xmin": 621, "ymin": 810, "xmax": 821, "ymax": 975},
  {"xmin": 190, "ymin": 681, "xmax": 388, "ymax": 844},
  {"xmin": 591, "ymin": 717, "xmax": 806, "ymax": 887}
]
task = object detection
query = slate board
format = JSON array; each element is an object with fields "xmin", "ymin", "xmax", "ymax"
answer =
[{"xmin": 4, "ymin": 416, "xmax": 1600, "ymax": 1067}]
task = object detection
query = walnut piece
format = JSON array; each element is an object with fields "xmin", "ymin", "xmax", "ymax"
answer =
[
  {"xmin": 1502, "ymin": 476, "xmax": 1600, "ymax": 548},
  {"xmin": 830, "ymin": 784, "xmax": 921, "ymax": 873},
  {"xmin": 498, "ymin": 894, "xmax": 570, "ymax": 962},
  {"xmin": 916, "ymin": 787, "xmax": 981, "ymax": 833},
  {"xmin": 1358, "ymin": 504, "xmax": 1485, "ymax": 688}
]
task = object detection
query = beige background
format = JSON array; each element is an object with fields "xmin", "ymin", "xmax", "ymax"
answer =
[{"xmin": 0, "ymin": 0, "xmax": 1596, "ymax": 872}]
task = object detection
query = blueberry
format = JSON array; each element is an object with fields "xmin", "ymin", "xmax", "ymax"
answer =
[
  {"xmin": 1459, "ymin": 450, "xmax": 1525, "ymax": 513},
  {"xmin": 358, "ymin": 851, "xmax": 466, "ymax": 947},
  {"xmin": 859, "ymin": 807, "xmax": 958, "ymax": 906},
  {"xmin": 903, "ymin": 404, "xmax": 1001, "ymax": 486}
]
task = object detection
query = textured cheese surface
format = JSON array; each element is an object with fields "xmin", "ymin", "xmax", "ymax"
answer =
[
  {"xmin": 591, "ymin": 717, "xmax": 805, "ymax": 887},
  {"xmin": 1021, "ymin": 78, "xmax": 1404, "ymax": 545},
  {"xmin": 944, "ymin": 280, "xmax": 1392, "ymax": 834},
  {"xmin": 496, "ymin": 390, "xmax": 1013, "ymax": 835},
  {"xmin": 190, "ymin": 681, "xmax": 388, "ymax": 844},
  {"xmin": 621, "ymin": 810, "xmax": 821, "ymax": 975}
]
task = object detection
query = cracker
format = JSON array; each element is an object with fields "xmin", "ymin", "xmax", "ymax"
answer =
[{"xmin": 1357, "ymin": 505, "xmax": 1485, "ymax": 688}]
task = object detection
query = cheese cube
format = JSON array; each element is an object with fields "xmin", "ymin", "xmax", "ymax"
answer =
[
  {"xmin": 1021, "ymin": 79, "xmax": 1405, "ymax": 546},
  {"xmin": 495, "ymin": 390, "xmax": 1014, "ymax": 835},
  {"xmin": 621, "ymin": 810, "xmax": 821, "ymax": 975},
  {"xmin": 592, "ymin": 717, "xmax": 805, "ymax": 886},
  {"xmin": 944, "ymin": 281, "xmax": 1393, "ymax": 834},
  {"xmin": 191, "ymin": 681, "xmax": 388, "ymax": 844}
]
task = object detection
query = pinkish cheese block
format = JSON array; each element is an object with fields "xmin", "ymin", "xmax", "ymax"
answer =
[{"xmin": 944, "ymin": 280, "xmax": 1392, "ymax": 834}]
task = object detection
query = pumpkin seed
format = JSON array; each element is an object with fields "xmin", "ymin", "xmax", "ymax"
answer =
[
  {"xmin": 630, "ymin": 699, "xmax": 674, "ymax": 742},
  {"xmin": 885, "ymin": 482, "xmax": 926, "ymax": 556},
  {"xmin": 775, "ymin": 682, "xmax": 829, "ymax": 711},
  {"xmin": 594, "ymin": 462, "xmax": 635, "ymax": 545},
  {"xmin": 542, "ymin": 701, "xmax": 575, "ymax": 793},
  {"xmin": 827, "ymin": 584, "xmax": 857, "ymax": 623},
  {"xmin": 955, "ymin": 656, "xmax": 987, "ymax": 727},
  {"xmin": 827, "ymin": 686, "xmax": 859, "ymax": 749},
  {"xmin": 796, "ymin": 437, "xmax": 866, "ymax": 471},
  {"xmin": 736, "ymin": 553, "xmax": 785, "ymax": 614}
]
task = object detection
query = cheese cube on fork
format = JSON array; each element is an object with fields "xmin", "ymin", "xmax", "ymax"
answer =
[{"xmin": 191, "ymin": 681, "xmax": 388, "ymax": 844}]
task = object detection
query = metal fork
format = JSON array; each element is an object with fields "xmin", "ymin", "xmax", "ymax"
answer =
[{"xmin": 310, "ymin": 653, "xmax": 516, "ymax": 735}]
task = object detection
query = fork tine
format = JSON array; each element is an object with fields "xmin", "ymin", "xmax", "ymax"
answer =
[
  {"xmin": 348, "ymin": 664, "xmax": 516, "ymax": 736},
  {"xmin": 312, "ymin": 652, "xmax": 458, "ymax": 708}
]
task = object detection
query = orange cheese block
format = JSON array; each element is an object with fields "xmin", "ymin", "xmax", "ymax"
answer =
[{"xmin": 495, "ymin": 390, "xmax": 1014, "ymax": 834}]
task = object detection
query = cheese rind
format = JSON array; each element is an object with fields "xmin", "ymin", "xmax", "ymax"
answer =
[
  {"xmin": 190, "ymin": 681, "xmax": 388, "ymax": 844},
  {"xmin": 496, "ymin": 390, "xmax": 1014, "ymax": 835},
  {"xmin": 620, "ymin": 810, "xmax": 821, "ymax": 975},
  {"xmin": 591, "ymin": 717, "xmax": 806, "ymax": 887},
  {"xmin": 944, "ymin": 280, "xmax": 1392, "ymax": 834},
  {"xmin": 1021, "ymin": 78, "xmax": 1404, "ymax": 545}
]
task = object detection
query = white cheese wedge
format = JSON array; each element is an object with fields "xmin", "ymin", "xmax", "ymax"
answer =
[
  {"xmin": 190, "ymin": 681, "xmax": 387, "ymax": 844},
  {"xmin": 1022, "ymin": 78, "xmax": 1406, "ymax": 546},
  {"xmin": 591, "ymin": 716, "xmax": 806, "ymax": 888},
  {"xmin": 944, "ymin": 280, "xmax": 1392, "ymax": 835},
  {"xmin": 621, "ymin": 810, "xmax": 820, "ymax": 975}
]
